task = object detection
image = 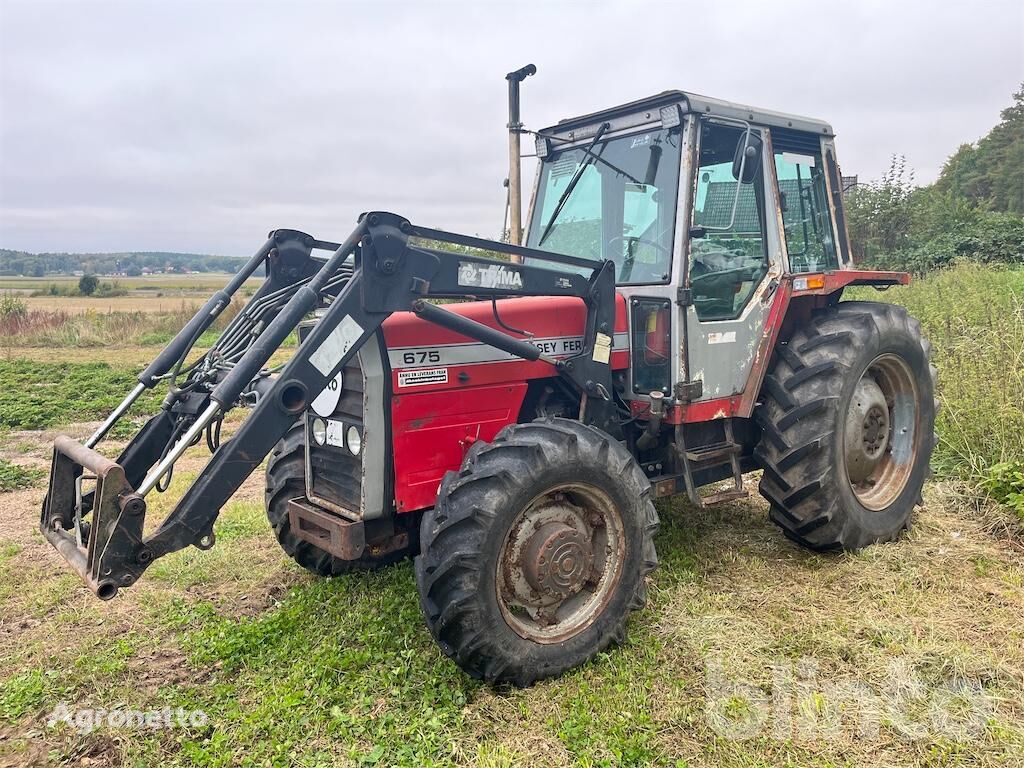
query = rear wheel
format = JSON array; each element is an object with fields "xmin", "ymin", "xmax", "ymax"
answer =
[
  {"xmin": 755, "ymin": 301, "xmax": 937, "ymax": 551},
  {"xmin": 415, "ymin": 418, "xmax": 658, "ymax": 686},
  {"xmin": 265, "ymin": 423, "xmax": 411, "ymax": 575}
]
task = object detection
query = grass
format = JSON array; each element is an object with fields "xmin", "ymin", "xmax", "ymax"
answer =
[
  {"xmin": 852, "ymin": 264, "xmax": 1024, "ymax": 474},
  {"xmin": 0, "ymin": 360, "xmax": 164, "ymax": 431},
  {"xmin": 0, "ymin": 265, "xmax": 1021, "ymax": 766},
  {"xmin": 0, "ymin": 488, "xmax": 1021, "ymax": 767},
  {"xmin": 0, "ymin": 459, "xmax": 44, "ymax": 491},
  {"xmin": 849, "ymin": 264, "xmax": 1024, "ymax": 517},
  {"xmin": 0, "ymin": 273, "xmax": 259, "ymax": 293}
]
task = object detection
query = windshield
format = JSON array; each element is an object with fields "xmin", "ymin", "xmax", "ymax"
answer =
[{"xmin": 526, "ymin": 124, "xmax": 682, "ymax": 284}]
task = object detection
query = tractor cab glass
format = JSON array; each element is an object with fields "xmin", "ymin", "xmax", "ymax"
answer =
[
  {"xmin": 526, "ymin": 125, "xmax": 682, "ymax": 284},
  {"xmin": 688, "ymin": 122, "xmax": 770, "ymax": 321}
]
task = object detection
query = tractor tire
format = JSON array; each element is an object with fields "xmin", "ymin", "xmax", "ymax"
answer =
[
  {"xmin": 755, "ymin": 301, "xmax": 937, "ymax": 551},
  {"xmin": 415, "ymin": 418, "xmax": 659, "ymax": 687},
  {"xmin": 265, "ymin": 423, "xmax": 410, "ymax": 575}
]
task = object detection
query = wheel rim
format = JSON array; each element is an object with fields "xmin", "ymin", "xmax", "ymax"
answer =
[
  {"xmin": 844, "ymin": 353, "xmax": 920, "ymax": 511},
  {"xmin": 497, "ymin": 483, "xmax": 625, "ymax": 644}
]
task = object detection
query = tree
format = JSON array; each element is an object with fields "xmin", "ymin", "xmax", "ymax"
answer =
[
  {"xmin": 936, "ymin": 84, "xmax": 1024, "ymax": 213},
  {"xmin": 78, "ymin": 274, "xmax": 99, "ymax": 296}
]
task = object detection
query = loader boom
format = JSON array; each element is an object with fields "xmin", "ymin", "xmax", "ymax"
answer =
[{"xmin": 41, "ymin": 211, "xmax": 618, "ymax": 599}]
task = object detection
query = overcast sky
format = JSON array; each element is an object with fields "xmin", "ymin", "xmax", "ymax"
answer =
[{"xmin": 1, "ymin": 0, "xmax": 1021, "ymax": 255}]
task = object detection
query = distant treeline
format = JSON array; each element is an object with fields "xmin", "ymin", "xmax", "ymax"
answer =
[
  {"xmin": 847, "ymin": 85, "xmax": 1024, "ymax": 273},
  {"xmin": 0, "ymin": 249, "xmax": 246, "ymax": 277}
]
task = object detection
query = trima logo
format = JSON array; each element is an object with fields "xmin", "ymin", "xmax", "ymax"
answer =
[{"xmin": 458, "ymin": 261, "xmax": 524, "ymax": 290}]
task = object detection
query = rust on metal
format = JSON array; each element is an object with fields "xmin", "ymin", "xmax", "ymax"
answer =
[{"xmin": 287, "ymin": 497, "xmax": 366, "ymax": 560}]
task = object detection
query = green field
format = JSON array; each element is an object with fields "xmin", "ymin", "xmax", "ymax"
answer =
[
  {"xmin": 0, "ymin": 273, "xmax": 254, "ymax": 294},
  {"xmin": 0, "ymin": 266, "xmax": 1022, "ymax": 767}
]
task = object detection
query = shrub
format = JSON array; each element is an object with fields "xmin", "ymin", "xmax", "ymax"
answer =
[
  {"xmin": 78, "ymin": 274, "xmax": 98, "ymax": 295},
  {"xmin": 982, "ymin": 462, "xmax": 1024, "ymax": 521},
  {"xmin": 0, "ymin": 292, "xmax": 27, "ymax": 320}
]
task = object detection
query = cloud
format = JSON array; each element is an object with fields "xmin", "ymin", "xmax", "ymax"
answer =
[{"xmin": 1, "ymin": 0, "xmax": 1021, "ymax": 254}]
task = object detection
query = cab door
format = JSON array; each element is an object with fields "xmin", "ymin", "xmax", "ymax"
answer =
[{"xmin": 682, "ymin": 118, "xmax": 784, "ymax": 404}]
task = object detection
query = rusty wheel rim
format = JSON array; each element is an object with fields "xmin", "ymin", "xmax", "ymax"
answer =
[
  {"xmin": 844, "ymin": 353, "xmax": 920, "ymax": 511},
  {"xmin": 497, "ymin": 483, "xmax": 625, "ymax": 643}
]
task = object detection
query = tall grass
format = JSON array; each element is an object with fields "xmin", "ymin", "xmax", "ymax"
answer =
[
  {"xmin": 0, "ymin": 299, "xmax": 241, "ymax": 348},
  {"xmin": 850, "ymin": 264, "xmax": 1024, "ymax": 486}
]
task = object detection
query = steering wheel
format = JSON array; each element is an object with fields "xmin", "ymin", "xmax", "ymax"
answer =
[{"xmin": 607, "ymin": 235, "xmax": 671, "ymax": 281}]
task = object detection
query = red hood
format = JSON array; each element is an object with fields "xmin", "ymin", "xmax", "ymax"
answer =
[{"xmin": 382, "ymin": 293, "xmax": 629, "ymax": 349}]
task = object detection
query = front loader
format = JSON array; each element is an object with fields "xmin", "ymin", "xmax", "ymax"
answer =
[{"xmin": 40, "ymin": 84, "xmax": 936, "ymax": 686}]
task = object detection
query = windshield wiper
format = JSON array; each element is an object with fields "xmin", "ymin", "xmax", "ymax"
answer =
[{"xmin": 537, "ymin": 122, "xmax": 610, "ymax": 248}]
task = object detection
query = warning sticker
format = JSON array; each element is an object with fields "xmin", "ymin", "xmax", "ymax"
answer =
[
  {"xmin": 592, "ymin": 332, "xmax": 612, "ymax": 364},
  {"xmin": 398, "ymin": 367, "xmax": 448, "ymax": 388}
]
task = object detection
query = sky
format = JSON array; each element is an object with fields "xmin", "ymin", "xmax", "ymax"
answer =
[{"xmin": 1, "ymin": 0, "xmax": 1021, "ymax": 256}]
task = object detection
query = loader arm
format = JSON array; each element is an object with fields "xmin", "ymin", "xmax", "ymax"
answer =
[{"xmin": 40, "ymin": 211, "xmax": 619, "ymax": 599}]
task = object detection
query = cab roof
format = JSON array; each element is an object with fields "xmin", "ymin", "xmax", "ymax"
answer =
[{"xmin": 549, "ymin": 90, "xmax": 834, "ymax": 138}]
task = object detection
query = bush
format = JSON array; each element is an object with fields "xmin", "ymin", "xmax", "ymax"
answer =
[
  {"xmin": 982, "ymin": 462, "xmax": 1024, "ymax": 521},
  {"xmin": 863, "ymin": 210, "xmax": 1024, "ymax": 275},
  {"xmin": 78, "ymin": 274, "xmax": 98, "ymax": 295},
  {"xmin": 0, "ymin": 293, "xmax": 27, "ymax": 321}
]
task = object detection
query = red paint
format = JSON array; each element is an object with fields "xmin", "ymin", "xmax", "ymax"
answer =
[
  {"xmin": 383, "ymin": 268, "xmax": 907, "ymax": 511},
  {"xmin": 391, "ymin": 383, "xmax": 528, "ymax": 513},
  {"xmin": 798, "ymin": 269, "xmax": 909, "ymax": 294}
]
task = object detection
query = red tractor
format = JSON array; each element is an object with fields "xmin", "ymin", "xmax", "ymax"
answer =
[{"xmin": 41, "ymin": 81, "xmax": 936, "ymax": 686}]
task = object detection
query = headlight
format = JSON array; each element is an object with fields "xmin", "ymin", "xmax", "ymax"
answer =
[
  {"xmin": 345, "ymin": 425, "xmax": 362, "ymax": 456},
  {"xmin": 311, "ymin": 418, "xmax": 327, "ymax": 445}
]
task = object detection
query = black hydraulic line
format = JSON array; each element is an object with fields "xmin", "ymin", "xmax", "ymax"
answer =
[
  {"xmin": 210, "ymin": 220, "xmax": 367, "ymax": 408},
  {"xmin": 491, "ymin": 297, "xmax": 531, "ymax": 337},
  {"xmin": 412, "ymin": 299, "xmax": 557, "ymax": 366},
  {"xmin": 138, "ymin": 237, "xmax": 272, "ymax": 388}
]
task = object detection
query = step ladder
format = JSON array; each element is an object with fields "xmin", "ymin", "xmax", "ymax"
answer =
[{"xmin": 676, "ymin": 418, "xmax": 748, "ymax": 508}]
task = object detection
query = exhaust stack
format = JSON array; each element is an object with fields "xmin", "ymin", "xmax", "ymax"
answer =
[{"xmin": 505, "ymin": 63, "xmax": 536, "ymax": 259}]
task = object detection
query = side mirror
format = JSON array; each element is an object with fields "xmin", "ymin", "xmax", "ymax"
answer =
[{"xmin": 732, "ymin": 131, "xmax": 763, "ymax": 184}]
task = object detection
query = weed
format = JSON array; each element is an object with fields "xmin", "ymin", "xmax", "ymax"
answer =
[
  {"xmin": 0, "ymin": 360, "xmax": 163, "ymax": 429},
  {"xmin": 849, "ymin": 264, "xmax": 1024, "ymax": 489},
  {"xmin": 0, "ymin": 459, "xmax": 44, "ymax": 491},
  {"xmin": 982, "ymin": 462, "xmax": 1024, "ymax": 521}
]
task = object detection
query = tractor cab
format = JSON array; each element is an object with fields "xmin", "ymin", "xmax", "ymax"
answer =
[{"xmin": 525, "ymin": 91, "xmax": 860, "ymax": 411}]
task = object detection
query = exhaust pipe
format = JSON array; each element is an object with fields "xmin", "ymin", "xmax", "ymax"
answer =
[{"xmin": 506, "ymin": 64, "xmax": 536, "ymax": 259}]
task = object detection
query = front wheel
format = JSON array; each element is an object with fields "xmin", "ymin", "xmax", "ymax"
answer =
[
  {"xmin": 415, "ymin": 418, "xmax": 659, "ymax": 687},
  {"xmin": 755, "ymin": 301, "xmax": 937, "ymax": 551}
]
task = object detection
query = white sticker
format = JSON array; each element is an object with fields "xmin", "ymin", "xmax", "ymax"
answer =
[
  {"xmin": 708, "ymin": 331, "xmax": 736, "ymax": 345},
  {"xmin": 458, "ymin": 261, "xmax": 523, "ymax": 290},
  {"xmin": 398, "ymin": 367, "xmax": 449, "ymax": 388},
  {"xmin": 310, "ymin": 371, "xmax": 344, "ymax": 417},
  {"xmin": 310, "ymin": 315, "xmax": 364, "ymax": 376},
  {"xmin": 324, "ymin": 419, "xmax": 347, "ymax": 447},
  {"xmin": 592, "ymin": 332, "xmax": 612, "ymax": 364}
]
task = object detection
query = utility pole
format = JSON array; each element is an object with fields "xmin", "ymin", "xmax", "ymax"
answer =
[{"xmin": 505, "ymin": 64, "xmax": 536, "ymax": 261}]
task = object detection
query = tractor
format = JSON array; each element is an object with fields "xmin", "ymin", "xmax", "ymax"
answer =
[{"xmin": 40, "ymin": 73, "xmax": 936, "ymax": 687}]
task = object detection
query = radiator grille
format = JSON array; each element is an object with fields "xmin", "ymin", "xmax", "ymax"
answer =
[{"xmin": 307, "ymin": 358, "xmax": 364, "ymax": 516}]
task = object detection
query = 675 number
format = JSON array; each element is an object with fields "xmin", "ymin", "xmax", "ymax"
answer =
[{"xmin": 402, "ymin": 350, "xmax": 441, "ymax": 365}]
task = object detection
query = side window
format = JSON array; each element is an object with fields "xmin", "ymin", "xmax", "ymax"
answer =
[
  {"xmin": 773, "ymin": 146, "xmax": 839, "ymax": 272},
  {"xmin": 689, "ymin": 123, "xmax": 770, "ymax": 322}
]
